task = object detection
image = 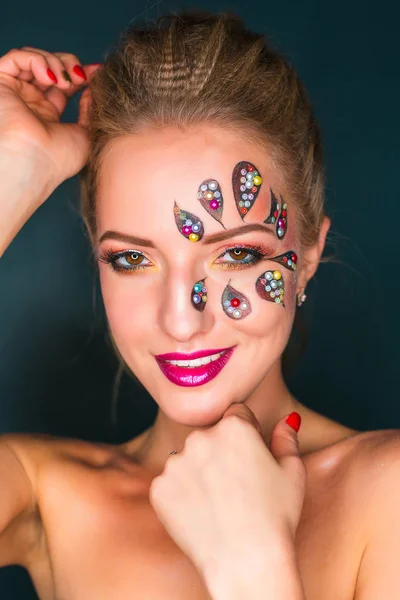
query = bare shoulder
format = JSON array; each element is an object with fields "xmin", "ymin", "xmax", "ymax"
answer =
[
  {"xmin": 299, "ymin": 425, "xmax": 400, "ymax": 539},
  {"xmin": 341, "ymin": 427, "xmax": 400, "ymax": 475},
  {"xmin": 344, "ymin": 427, "xmax": 400, "ymax": 509},
  {"xmin": 296, "ymin": 427, "xmax": 400, "ymax": 599},
  {"xmin": 3, "ymin": 432, "xmax": 121, "ymax": 563},
  {"xmin": 5, "ymin": 432, "xmax": 118, "ymax": 480},
  {"xmin": 304, "ymin": 426, "xmax": 400, "ymax": 482},
  {"xmin": 338, "ymin": 428, "xmax": 400, "ymax": 599},
  {"xmin": 4, "ymin": 432, "xmax": 125, "ymax": 521}
]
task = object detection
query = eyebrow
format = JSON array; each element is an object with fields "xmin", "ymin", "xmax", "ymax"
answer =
[
  {"xmin": 98, "ymin": 223, "xmax": 274, "ymax": 248},
  {"xmin": 97, "ymin": 231, "xmax": 155, "ymax": 248},
  {"xmin": 202, "ymin": 224, "xmax": 274, "ymax": 244}
]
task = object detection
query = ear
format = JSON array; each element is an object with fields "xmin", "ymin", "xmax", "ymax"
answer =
[{"xmin": 296, "ymin": 215, "xmax": 331, "ymax": 292}]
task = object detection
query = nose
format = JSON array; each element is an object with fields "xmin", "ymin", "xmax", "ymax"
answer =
[{"xmin": 158, "ymin": 271, "xmax": 215, "ymax": 343}]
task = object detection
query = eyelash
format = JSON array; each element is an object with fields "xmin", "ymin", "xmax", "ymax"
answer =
[
  {"xmin": 97, "ymin": 248, "xmax": 152, "ymax": 274},
  {"xmin": 97, "ymin": 243, "xmax": 275, "ymax": 274}
]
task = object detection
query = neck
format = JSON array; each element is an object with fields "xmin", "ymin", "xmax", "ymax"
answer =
[{"xmin": 124, "ymin": 359, "xmax": 309, "ymax": 477}]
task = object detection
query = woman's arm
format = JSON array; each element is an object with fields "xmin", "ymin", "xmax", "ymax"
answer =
[
  {"xmin": 203, "ymin": 534, "xmax": 305, "ymax": 600},
  {"xmin": 0, "ymin": 48, "xmax": 98, "ymax": 257},
  {"xmin": 0, "ymin": 434, "xmax": 43, "ymax": 567},
  {"xmin": 0, "ymin": 149, "xmax": 50, "ymax": 257}
]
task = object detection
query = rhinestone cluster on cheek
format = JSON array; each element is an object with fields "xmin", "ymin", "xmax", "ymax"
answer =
[
  {"xmin": 197, "ymin": 179, "xmax": 224, "ymax": 226},
  {"xmin": 173, "ymin": 202, "xmax": 204, "ymax": 242},
  {"xmin": 221, "ymin": 283, "xmax": 252, "ymax": 320},
  {"xmin": 232, "ymin": 161, "xmax": 263, "ymax": 219},
  {"xmin": 270, "ymin": 250, "xmax": 297, "ymax": 271},
  {"xmin": 191, "ymin": 279, "xmax": 208, "ymax": 312},
  {"xmin": 255, "ymin": 270, "xmax": 286, "ymax": 307}
]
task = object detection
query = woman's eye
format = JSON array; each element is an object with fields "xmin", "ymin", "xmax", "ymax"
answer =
[
  {"xmin": 99, "ymin": 249, "xmax": 152, "ymax": 273},
  {"xmin": 214, "ymin": 247, "xmax": 263, "ymax": 268}
]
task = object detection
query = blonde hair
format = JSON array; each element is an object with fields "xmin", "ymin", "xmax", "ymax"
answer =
[{"xmin": 80, "ymin": 10, "xmax": 325, "ymax": 249}]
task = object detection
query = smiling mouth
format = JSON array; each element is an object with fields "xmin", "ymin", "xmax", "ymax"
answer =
[{"xmin": 154, "ymin": 347, "xmax": 235, "ymax": 387}]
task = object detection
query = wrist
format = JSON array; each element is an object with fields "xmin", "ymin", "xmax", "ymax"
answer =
[
  {"xmin": 202, "ymin": 537, "xmax": 305, "ymax": 600},
  {"xmin": 0, "ymin": 149, "xmax": 53, "ymax": 256}
]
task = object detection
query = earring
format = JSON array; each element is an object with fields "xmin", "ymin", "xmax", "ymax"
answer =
[{"xmin": 297, "ymin": 289, "xmax": 307, "ymax": 307}]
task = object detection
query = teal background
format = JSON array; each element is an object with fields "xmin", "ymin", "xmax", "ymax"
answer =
[{"xmin": 1, "ymin": 0, "xmax": 399, "ymax": 597}]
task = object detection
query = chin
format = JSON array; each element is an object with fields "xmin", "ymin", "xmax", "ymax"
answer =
[
  {"xmin": 127, "ymin": 343, "xmax": 275, "ymax": 425},
  {"xmin": 145, "ymin": 373, "xmax": 256, "ymax": 427}
]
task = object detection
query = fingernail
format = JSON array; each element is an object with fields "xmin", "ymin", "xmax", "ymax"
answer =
[
  {"xmin": 61, "ymin": 69, "xmax": 72, "ymax": 83},
  {"xmin": 286, "ymin": 411, "xmax": 301, "ymax": 433},
  {"xmin": 47, "ymin": 68, "xmax": 57, "ymax": 83},
  {"xmin": 73, "ymin": 65, "xmax": 87, "ymax": 80}
]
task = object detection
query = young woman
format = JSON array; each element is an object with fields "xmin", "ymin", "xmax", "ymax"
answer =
[{"xmin": 0, "ymin": 11, "xmax": 398, "ymax": 600}]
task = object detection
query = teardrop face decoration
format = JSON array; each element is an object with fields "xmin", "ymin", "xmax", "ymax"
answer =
[
  {"xmin": 255, "ymin": 270, "xmax": 286, "ymax": 307},
  {"xmin": 191, "ymin": 279, "xmax": 208, "ymax": 312},
  {"xmin": 197, "ymin": 179, "xmax": 224, "ymax": 226},
  {"xmin": 221, "ymin": 282, "xmax": 252, "ymax": 320},
  {"xmin": 276, "ymin": 200, "xmax": 288, "ymax": 240},
  {"xmin": 270, "ymin": 250, "xmax": 297, "ymax": 271},
  {"xmin": 264, "ymin": 189, "xmax": 280, "ymax": 225},
  {"xmin": 173, "ymin": 202, "xmax": 204, "ymax": 242},
  {"xmin": 232, "ymin": 161, "xmax": 263, "ymax": 219}
]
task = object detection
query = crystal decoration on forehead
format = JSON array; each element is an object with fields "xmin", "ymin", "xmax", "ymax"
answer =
[
  {"xmin": 232, "ymin": 161, "xmax": 263, "ymax": 219},
  {"xmin": 264, "ymin": 190, "xmax": 287, "ymax": 240},
  {"xmin": 270, "ymin": 250, "xmax": 297, "ymax": 271},
  {"xmin": 276, "ymin": 199, "xmax": 288, "ymax": 240},
  {"xmin": 264, "ymin": 189, "xmax": 280, "ymax": 225},
  {"xmin": 173, "ymin": 201, "xmax": 205, "ymax": 242},
  {"xmin": 221, "ymin": 282, "xmax": 252, "ymax": 320},
  {"xmin": 197, "ymin": 179, "xmax": 225, "ymax": 227},
  {"xmin": 255, "ymin": 270, "xmax": 286, "ymax": 308},
  {"xmin": 191, "ymin": 279, "xmax": 208, "ymax": 312}
]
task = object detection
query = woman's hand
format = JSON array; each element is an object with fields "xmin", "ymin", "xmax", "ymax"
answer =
[
  {"xmin": 0, "ymin": 47, "xmax": 100, "ymax": 198},
  {"xmin": 149, "ymin": 404, "xmax": 307, "ymax": 584}
]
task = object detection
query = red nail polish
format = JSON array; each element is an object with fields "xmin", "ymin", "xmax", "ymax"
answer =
[
  {"xmin": 286, "ymin": 411, "xmax": 301, "ymax": 433},
  {"xmin": 73, "ymin": 65, "xmax": 87, "ymax": 80},
  {"xmin": 47, "ymin": 68, "xmax": 57, "ymax": 83}
]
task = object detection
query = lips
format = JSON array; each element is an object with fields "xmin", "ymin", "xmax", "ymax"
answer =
[{"xmin": 154, "ymin": 346, "xmax": 235, "ymax": 387}]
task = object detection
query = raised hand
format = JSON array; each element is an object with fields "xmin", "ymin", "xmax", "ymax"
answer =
[
  {"xmin": 149, "ymin": 403, "xmax": 306, "ymax": 585},
  {"xmin": 0, "ymin": 47, "xmax": 100, "ymax": 196}
]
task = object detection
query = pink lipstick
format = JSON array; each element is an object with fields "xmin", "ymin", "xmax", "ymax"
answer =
[{"xmin": 154, "ymin": 346, "xmax": 235, "ymax": 387}]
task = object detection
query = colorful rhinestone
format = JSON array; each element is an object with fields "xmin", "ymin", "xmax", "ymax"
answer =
[
  {"xmin": 173, "ymin": 202, "xmax": 204, "ymax": 242},
  {"xmin": 191, "ymin": 279, "xmax": 208, "ymax": 312},
  {"xmin": 221, "ymin": 282, "xmax": 252, "ymax": 320},
  {"xmin": 197, "ymin": 179, "xmax": 224, "ymax": 227},
  {"xmin": 232, "ymin": 161, "xmax": 263, "ymax": 219},
  {"xmin": 269, "ymin": 250, "xmax": 297, "ymax": 271},
  {"xmin": 255, "ymin": 270, "xmax": 286, "ymax": 307},
  {"xmin": 276, "ymin": 199, "xmax": 288, "ymax": 240},
  {"xmin": 264, "ymin": 189, "xmax": 280, "ymax": 225}
]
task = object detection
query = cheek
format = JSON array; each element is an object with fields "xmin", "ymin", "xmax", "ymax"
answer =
[
  {"xmin": 239, "ymin": 284, "xmax": 296, "ymax": 341},
  {"xmin": 99, "ymin": 269, "xmax": 156, "ymax": 341},
  {"xmin": 206, "ymin": 265, "xmax": 297, "ymax": 337}
]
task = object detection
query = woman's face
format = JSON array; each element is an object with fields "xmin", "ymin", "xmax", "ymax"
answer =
[{"xmin": 95, "ymin": 124, "xmax": 304, "ymax": 427}]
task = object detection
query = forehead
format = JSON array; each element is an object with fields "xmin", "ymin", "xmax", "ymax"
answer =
[{"xmin": 95, "ymin": 124, "xmax": 284, "ymax": 237}]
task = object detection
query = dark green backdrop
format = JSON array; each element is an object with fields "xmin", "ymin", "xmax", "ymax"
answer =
[{"xmin": 1, "ymin": 0, "xmax": 399, "ymax": 597}]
